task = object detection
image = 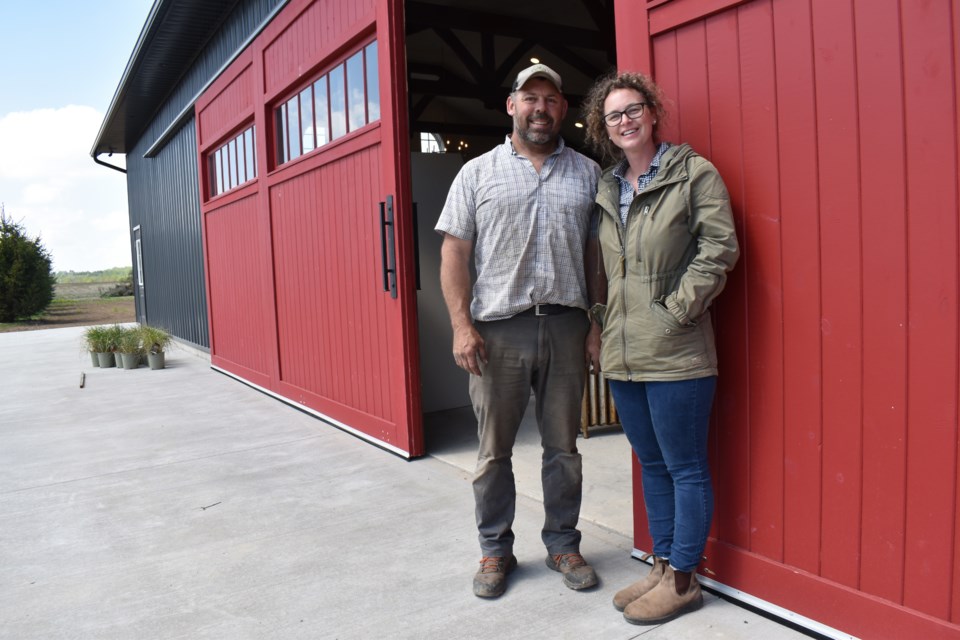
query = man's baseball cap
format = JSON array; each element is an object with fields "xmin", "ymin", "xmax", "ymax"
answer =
[{"xmin": 512, "ymin": 63, "xmax": 562, "ymax": 92}]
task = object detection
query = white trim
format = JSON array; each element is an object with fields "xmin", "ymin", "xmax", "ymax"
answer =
[
  {"xmin": 630, "ymin": 548, "xmax": 859, "ymax": 640},
  {"xmin": 211, "ymin": 365, "xmax": 412, "ymax": 458},
  {"xmin": 135, "ymin": 236, "xmax": 144, "ymax": 287}
]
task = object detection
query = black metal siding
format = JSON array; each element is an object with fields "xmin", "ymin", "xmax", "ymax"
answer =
[
  {"xmin": 124, "ymin": 0, "xmax": 284, "ymax": 349},
  {"xmin": 127, "ymin": 121, "xmax": 207, "ymax": 347}
]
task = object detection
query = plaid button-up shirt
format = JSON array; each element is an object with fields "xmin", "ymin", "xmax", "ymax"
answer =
[
  {"xmin": 436, "ymin": 136, "xmax": 600, "ymax": 321},
  {"xmin": 613, "ymin": 142, "xmax": 671, "ymax": 223}
]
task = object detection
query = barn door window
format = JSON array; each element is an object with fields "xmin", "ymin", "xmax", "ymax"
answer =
[
  {"xmin": 274, "ymin": 39, "xmax": 379, "ymax": 167},
  {"xmin": 207, "ymin": 123, "xmax": 257, "ymax": 198}
]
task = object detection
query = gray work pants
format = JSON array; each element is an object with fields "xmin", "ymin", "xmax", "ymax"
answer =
[{"xmin": 469, "ymin": 310, "xmax": 588, "ymax": 557}]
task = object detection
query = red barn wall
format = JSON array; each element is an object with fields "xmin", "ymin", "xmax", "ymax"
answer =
[{"xmin": 617, "ymin": 0, "xmax": 960, "ymax": 637}]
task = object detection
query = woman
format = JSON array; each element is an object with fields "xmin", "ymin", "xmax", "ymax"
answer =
[{"xmin": 582, "ymin": 71, "xmax": 739, "ymax": 625}]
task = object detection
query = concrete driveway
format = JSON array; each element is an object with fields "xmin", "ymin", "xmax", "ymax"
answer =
[{"xmin": 0, "ymin": 326, "xmax": 817, "ymax": 639}]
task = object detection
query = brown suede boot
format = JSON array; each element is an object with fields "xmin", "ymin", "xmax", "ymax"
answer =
[
  {"xmin": 612, "ymin": 554, "xmax": 667, "ymax": 611},
  {"xmin": 622, "ymin": 564, "xmax": 703, "ymax": 625}
]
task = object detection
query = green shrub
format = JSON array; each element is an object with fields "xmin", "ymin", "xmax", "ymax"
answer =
[{"xmin": 0, "ymin": 208, "xmax": 56, "ymax": 322}]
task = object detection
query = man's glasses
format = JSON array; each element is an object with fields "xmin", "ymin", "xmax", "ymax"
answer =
[{"xmin": 603, "ymin": 103, "xmax": 648, "ymax": 127}]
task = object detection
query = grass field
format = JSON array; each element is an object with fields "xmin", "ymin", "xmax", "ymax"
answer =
[
  {"xmin": 0, "ymin": 283, "xmax": 135, "ymax": 333},
  {"xmin": 54, "ymin": 282, "xmax": 127, "ymax": 300}
]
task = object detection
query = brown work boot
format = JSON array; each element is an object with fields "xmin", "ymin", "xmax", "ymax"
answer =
[
  {"xmin": 623, "ymin": 564, "xmax": 703, "ymax": 625},
  {"xmin": 612, "ymin": 553, "xmax": 667, "ymax": 611},
  {"xmin": 473, "ymin": 555, "xmax": 517, "ymax": 598},
  {"xmin": 545, "ymin": 552, "xmax": 599, "ymax": 590}
]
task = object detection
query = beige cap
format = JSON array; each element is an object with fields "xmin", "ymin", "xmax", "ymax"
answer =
[{"xmin": 512, "ymin": 63, "xmax": 562, "ymax": 92}]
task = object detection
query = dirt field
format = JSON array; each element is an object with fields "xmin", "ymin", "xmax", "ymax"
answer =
[{"xmin": 0, "ymin": 283, "xmax": 135, "ymax": 333}]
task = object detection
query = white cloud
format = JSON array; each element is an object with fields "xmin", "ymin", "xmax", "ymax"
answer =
[
  {"xmin": 21, "ymin": 182, "xmax": 64, "ymax": 205},
  {"xmin": 0, "ymin": 106, "xmax": 131, "ymax": 272}
]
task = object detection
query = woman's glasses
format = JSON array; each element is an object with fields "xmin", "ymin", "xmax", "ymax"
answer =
[{"xmin": 603, "ymin": 103, "xmax": 648, "ymax": 127}]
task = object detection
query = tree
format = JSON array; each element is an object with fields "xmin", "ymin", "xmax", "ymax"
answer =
[{"xmin": 0, "ymin": 204, "xmax": 57, "ymax": 322}]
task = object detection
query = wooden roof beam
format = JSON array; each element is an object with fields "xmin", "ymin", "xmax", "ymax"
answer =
[{"xmin": 406, "ymin": 1, "xmax": 607, "ymax": 50}]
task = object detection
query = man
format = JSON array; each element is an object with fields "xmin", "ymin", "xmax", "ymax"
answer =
[{"xmin": 435, "ymin": 63, "xmax": 601, "ymax": 598}]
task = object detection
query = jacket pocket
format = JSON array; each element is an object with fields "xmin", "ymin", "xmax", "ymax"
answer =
[
  {"xmin": 649, "ymin": 298, "xmax": 692, "ymax": 332},
  {"xmin": 637, "ymin": 302, "xmax": 709, "ymax": 373}
]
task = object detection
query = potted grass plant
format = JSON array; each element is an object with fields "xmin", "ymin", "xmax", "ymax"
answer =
[
  {"xmin": 118, "ymin": 326, "xmax": 143, "ymax": 370},
  {"xmin": 140, "ymin": 325, "xmax": 171, "ymax": 370},
  {"xmin": 83, "ymin": 325, "xmax": 110, "ymax": 367},
  {"xmin": 104, "ymin": 324, "xmax": 126, "ymax": 367}
]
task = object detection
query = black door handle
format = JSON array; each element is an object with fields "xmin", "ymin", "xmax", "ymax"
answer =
[{"xmin": 379, "ymin": 196, "xmax": 397, "ymax": 299}]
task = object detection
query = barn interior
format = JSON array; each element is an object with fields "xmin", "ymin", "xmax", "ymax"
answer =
[{"xmin": 404, "ymin": 0, "xmax": 616, "ymax": 160}]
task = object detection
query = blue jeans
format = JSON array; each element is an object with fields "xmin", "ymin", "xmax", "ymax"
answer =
[{"xmin": 608, "ymin": 376, "xmax": 716, "ymax": 572}]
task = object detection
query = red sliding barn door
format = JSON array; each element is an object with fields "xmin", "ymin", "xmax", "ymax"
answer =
[
  {"xmin": 197, "ymin": 0, "xmax": 423, "ymax": 457},
  {"xmin": 616, "ymin": 1, "xmax": 960, "ymax": 638}
]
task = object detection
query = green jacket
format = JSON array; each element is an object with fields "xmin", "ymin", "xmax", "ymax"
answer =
[{"xmin": 594, "ymin": 143, "xmax": 739, "ymax": 381}]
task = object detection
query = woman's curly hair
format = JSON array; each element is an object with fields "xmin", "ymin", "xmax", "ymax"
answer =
[{"xmin": 582, "ymin": 71, "xmax": 669, "ymax": 164}]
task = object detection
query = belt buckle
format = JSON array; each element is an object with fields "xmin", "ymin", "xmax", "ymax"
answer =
[{"xmin": 534, "ymin": 304, "xmax": 546, "ymax": 316}]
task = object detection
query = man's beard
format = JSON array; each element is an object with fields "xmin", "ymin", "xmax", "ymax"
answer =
[{"xmin": 514, "ymin": 113, "xmax": 557, "ymax": 146}]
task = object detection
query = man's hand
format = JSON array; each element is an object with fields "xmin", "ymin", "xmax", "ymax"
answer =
[
  {"xmin": 585, "ymin": 320, "xmax": 601, "ymax": 375},
  {"xmin": 452, "ymin": 323, "xmax": 487, "ymax": 376}
]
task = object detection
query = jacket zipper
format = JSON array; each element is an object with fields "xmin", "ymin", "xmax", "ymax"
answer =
[
  {"xmin": 615, "ymin": 203, "xmax": 631, "ymax": 380},
  {"xmin": 617, "ymin": 204, "xmax": 650, "ymax": 382}
]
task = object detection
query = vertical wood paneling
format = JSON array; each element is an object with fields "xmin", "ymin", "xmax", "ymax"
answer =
[
  {"xmin": 811, "ymin": 0, "xmax": 863, "ymax": 590},
  {"xmin": 702, "ymin": 9, "xmax": 752, "ymax": 558},
  {"xmin": 263, "ymin": 0, "xmax": 377, "ymax": 97},
  {"xmin": 323, "ymin": 161, "xmax": 345, "ymax": 406},
  {"xmin": 271, "ymin": 143, "xmax": 394, "ymax": 428},
  {"xmin": 198, "ymin": 0, "xmax": 423, "ymax": 455},
  {"xmin": 652, "ymin": 32, "xmax": 681, "ymax": 142},
  {"xmin": 854, "ymin": 0, "xmax": 909, "ymax": 603},
  {"xmin": 737, "ymin": 0, "xmax": 785, "ymax": 562},
  {"xmin": 205, "ymin": 193, "xmax": 271, "ymax": 376},
  {"xmin": 198, "ymin": 63, "xmax": 254, "ymax": 147},
  {"xmin": 635, "ymin": 0, "xmax": 960, "ymax": 635},
  {"xmin": 193, "ymin": 0, "xmax": 420, "ymax": 455},
  {"xmin": 953, "ymin": 4, "xmax": 960, "ymax": 624},
  {"xmin": 901, "ymin": 0, "xmax": 959, "ymax": 619},
  {"xmin": 674, "ymin": 23, "xmax": 711, "ymax": 156},
  {"xmin": 649, "ymin": 0, "xmax": 754, "ymax": 35},
  {"xmin": 771, "ymin": 0, "xmax": 822, "ymax": 576},
  {"xmin": 615, "ymin": 0, "xmax": 652, "ymax": 71}
]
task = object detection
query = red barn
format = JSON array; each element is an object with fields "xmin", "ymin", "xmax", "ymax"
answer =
[{"xmin": 94, "ymin": 1, "xmax": 960, "ymax": 637}]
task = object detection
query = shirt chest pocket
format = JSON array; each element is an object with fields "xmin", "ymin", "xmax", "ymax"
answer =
[{"xmin": 543, "ymin": 184, "xmax": 592, "ymax": 232}]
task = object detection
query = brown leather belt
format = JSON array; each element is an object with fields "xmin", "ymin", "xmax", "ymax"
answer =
[{"xmin": 515, "ymin": 304, "xmax": 578, "ymax": 317}]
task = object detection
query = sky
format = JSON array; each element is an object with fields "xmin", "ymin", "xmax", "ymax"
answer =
[{"xmin": 0, "ymin": 0, "xmax": 155, "ymax": 272}]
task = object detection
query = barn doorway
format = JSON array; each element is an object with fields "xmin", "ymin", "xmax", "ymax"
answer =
[{"xmin": 403, "ymin": 0, "xmax": 631, "ymax": 536}]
